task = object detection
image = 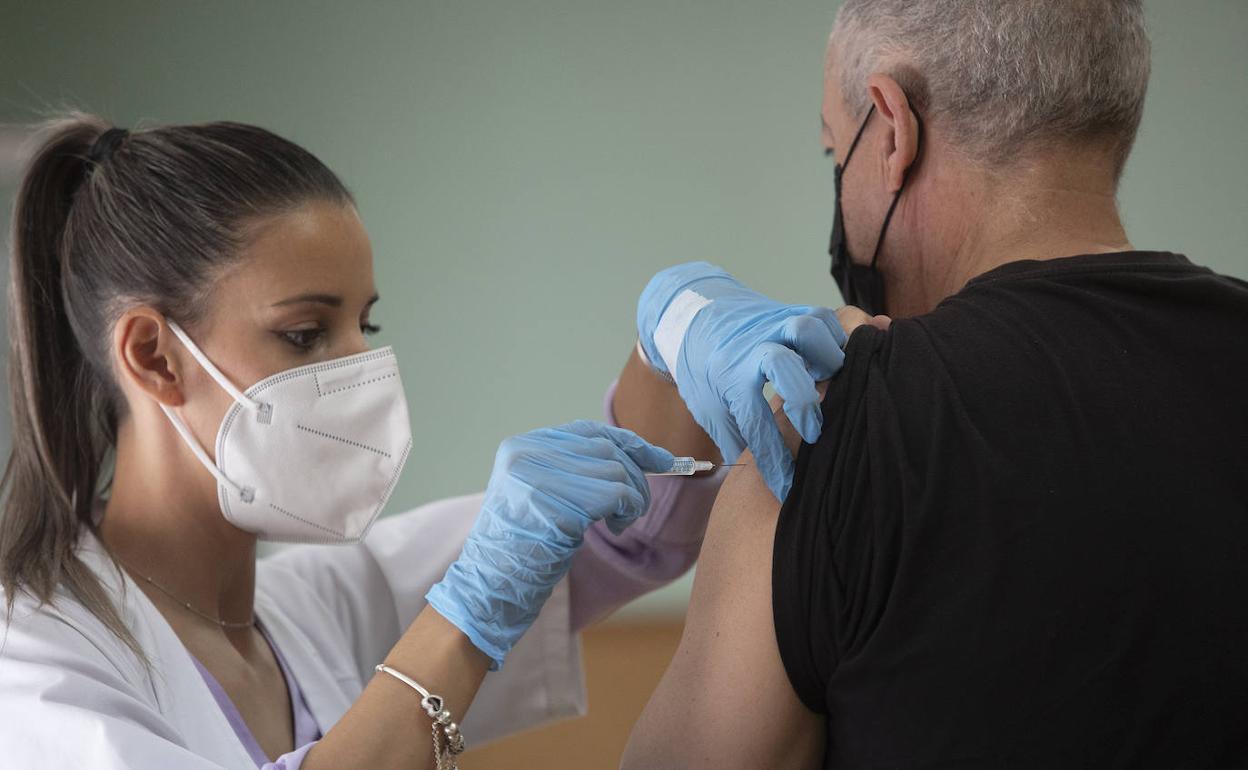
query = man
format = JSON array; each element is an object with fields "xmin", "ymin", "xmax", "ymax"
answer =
[{"xmin": 623, "ymin": 1, "xmax": 1248, "ymax": 767}]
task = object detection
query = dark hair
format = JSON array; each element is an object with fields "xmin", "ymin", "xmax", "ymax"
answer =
[{"xmin": 1, "ymin": 112, "xmax": 353, "ymax": 654}]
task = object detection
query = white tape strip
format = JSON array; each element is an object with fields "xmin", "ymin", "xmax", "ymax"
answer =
[{"xmin": 653, "ymin": 288, "xmax": 712, "ymax": 383}]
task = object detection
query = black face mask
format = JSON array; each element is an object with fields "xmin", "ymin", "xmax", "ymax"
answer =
[{"xmin": 828, "ymin": 104, "xmax": 923, "ymax": 316}]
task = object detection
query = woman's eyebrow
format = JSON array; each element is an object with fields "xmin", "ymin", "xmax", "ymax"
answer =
[
  {"xmin": 271, "ymin": 292, "xmax": 380, "ymax": 308},
  {"xmin": 271, "ymin": 292, "xmax": 343, "ymax": 308}
]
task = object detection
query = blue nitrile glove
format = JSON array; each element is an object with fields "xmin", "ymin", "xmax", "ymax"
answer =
[
  {"xmin": 637, "ymin": 261, "xmax": 848, "ymax": 501},
  {"xmin": 426, "ymin": 420, "xmax": 675, "ymax": 669}
]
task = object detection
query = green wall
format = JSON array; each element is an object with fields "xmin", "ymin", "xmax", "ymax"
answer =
[{"xmin": 3, "ymin": 2, "xmax": 1245, "ymax": 616}]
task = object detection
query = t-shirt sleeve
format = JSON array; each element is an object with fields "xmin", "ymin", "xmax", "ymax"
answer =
[{"xmin": 772, "ymin": 324, "xmax": 904, "ymax": 714}]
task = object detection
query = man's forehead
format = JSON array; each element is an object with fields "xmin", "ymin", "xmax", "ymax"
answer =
[
  {"xmin": 823, "ymin": 34, "xmax": 839, "ymax": 74},
  {"xmin": 821, "ymin": 50, "xmax": 848, "ymax": 151},
  {"xmin": 822, "ymin": 45, "xmax": 845, "ymax": 105}
]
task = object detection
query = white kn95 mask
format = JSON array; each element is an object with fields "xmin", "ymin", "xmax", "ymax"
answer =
[{"xmin": 160, "ymin": 321, "xmax": 413, "ymax": 543}]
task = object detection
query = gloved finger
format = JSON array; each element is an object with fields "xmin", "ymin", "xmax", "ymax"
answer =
[
  {"xmin": 729, "ymin": 387, "xmax": 797, "ymax": 503},
  {"xmin": 605, "ymin": 514, "xmax": 637, "ymax": 537},
  {"xmin": 533, "ymin": 421, "xmax": 652, "ymax": 469},
  {"xmin": 600, "ymin": 441, "xmax": 657, "ymax": 513},
  {"xmin": 600, "ymin": 479, "xmax": 650, "ymax": 535},
  {"xmin": 553, "ymin": 419, "xmax": 619, "ymax": 442},
  {"xmin": 702, "ymin": 409, "xmax": 747, "ymax": 464},
  {"xmin": 757, "ymin": 342, "xmax": 824, "ymax": 445},
  {"xmin": 768, "ymin": 455, "xmax": 794, "ymax": 502},
  {"xmin": 498, "ymin": 434, "xmax": 634, "ymax": 513},
  {"xmin": 779, "ymin": 312, "xmax": 846, "ymax": 381},
  {"xmin": 678, "ymin": 377, "xmax": 748, "ymax": 463},
  {"xmin": 593, "ymin": 423, "xmax": 677, "ymax": 474},
  {"xmin": 808, "ymin": 305, "xmax": 850, "ymax": 347},
  {"xmin": 543, "ymin": 422, "xmax": 672, "ymax": 503}
]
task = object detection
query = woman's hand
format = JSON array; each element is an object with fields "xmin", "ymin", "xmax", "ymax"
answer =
[
  {"xmin": 425, "ymin": 420, "xmax": 674, "ymax": 669},
  {"xmin": 637, "ymin": 261, "xmax": 855, "ymax": 501}
]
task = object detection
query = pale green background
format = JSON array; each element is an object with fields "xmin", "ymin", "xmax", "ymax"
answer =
[{"xmin": 2, "ymin": 1, "xmax": 1245, "ymax": 618}]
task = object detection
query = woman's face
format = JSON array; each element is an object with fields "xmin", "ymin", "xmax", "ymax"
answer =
[{"xmin": 172, "ymin": 200, "xmax": 380, "ymax": 461}]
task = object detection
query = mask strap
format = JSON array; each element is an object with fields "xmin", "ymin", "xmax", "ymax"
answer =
[
  {"xmin": 166, "ymin": 321, "xmax": 262, "ymax": 411},
  {"xmin": 840, "ymin": 105, "xmax": 875, "ymax": 169},
  {"xmin": 868, "ymin": 108, "xmax": 924, "ymax": 269},
  {"xmin": 870, "ymin": 190, "xmax": 906, "ymax": 269},
  {"xmin": 161, "ymin": 320, "xmax": 257, "ymax": 502},
  {"xmin": 159, "ymin": 402, "xmax": 253, "ymax": 501}
]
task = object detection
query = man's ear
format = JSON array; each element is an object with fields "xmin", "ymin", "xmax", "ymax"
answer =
[
  {"xmin": 866, "ymin": 73, "xmax": 921, "ymax": 194},
  {"xmin": 113, "ymin": 309, "xmax": 186, "ymax": 408}
]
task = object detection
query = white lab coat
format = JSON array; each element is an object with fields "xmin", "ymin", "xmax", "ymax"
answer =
[{"xmin": 0, "ymin": 493, "xmax": 587, "ymax": 768}]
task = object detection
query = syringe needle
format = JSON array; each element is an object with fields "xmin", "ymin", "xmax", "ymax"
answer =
[{"xmin": 646, "ymin": 457, "xmax": 750, "ymax": 476}]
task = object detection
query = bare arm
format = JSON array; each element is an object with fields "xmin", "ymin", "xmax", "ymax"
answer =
[
  {"xmin": 301, "ymin": 607, "xmax": 489, "ymax": 770},
  {"xmin": 621, "ymin": 409, "xmax": 823, "ymax": 769},
  {"xmin": 622, "ymin": 308, "xmax": 885, "ymax": 770}
]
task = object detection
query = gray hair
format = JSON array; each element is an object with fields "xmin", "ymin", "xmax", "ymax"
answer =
[{"xmin": 828, "ymin": 0, "xmax": 1151, "ymax": 176}]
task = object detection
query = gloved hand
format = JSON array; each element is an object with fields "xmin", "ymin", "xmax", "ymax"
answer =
[
  {"xmin": 637, "ymin": 261, "xmax": 847, "ymax": 501},
  {"xmin": 425, "ymin": 420, "xmax": 674, "ymax": 669}
]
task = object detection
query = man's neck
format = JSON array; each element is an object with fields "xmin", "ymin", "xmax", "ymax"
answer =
[{"xmin": 891, "ymin": 156, "xmax": 1132, "ymax": 317}]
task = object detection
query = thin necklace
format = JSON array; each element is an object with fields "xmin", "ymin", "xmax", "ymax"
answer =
[{"xmin": 119, "ymin": 559, "xmax": 256, "ymax": 630}]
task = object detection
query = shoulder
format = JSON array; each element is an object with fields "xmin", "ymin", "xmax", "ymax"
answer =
[
  {"xmin": 0, "ymin": 549, "xmax": 213, "ymax": 766},
  {"xmin": 819, "ymin": 292, "xmax": 1055, "ymax": 444},
  {"xmin": 1, "ymin": 588, "xmax": 132, "ymax": 681},
  {"xmin": 0, "ymin": 548, "xmax": 157, "ymax": 709}
]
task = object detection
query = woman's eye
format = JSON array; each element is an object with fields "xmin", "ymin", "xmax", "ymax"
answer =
[
  {"xmin": 361, "ymin": 322, "xmax": 382, "ymax": 336},
  {"xmin": 280, "ymin": 329, "xmax": 324, "ymax": 351}
]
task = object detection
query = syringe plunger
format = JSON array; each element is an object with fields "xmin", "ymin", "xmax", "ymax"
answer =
[{"xmin": 653, "ymin": 457, "xmax": 716, "ymax": 476}]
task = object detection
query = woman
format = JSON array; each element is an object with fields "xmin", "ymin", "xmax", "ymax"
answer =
[{"xmin": 0, "ymin": 115, "xmax": 847, "ymax": 769}]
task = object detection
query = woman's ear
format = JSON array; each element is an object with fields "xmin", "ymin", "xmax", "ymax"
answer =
[
  {"xmin": 113, "ymin": 309, "xmax": 185, "ymax": 408},
  {"xmin": 866, "ymin": 73, "xmax": 921, "ymax": 194}
]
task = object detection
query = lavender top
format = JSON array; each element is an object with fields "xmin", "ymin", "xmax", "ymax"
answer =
[
  {"xmin": 190, "ymin": 623, "xmax": 320, "ymax": 768},
  {"xmin": 197, "ymin": 383, "xmax": 725, "ymax": 767}
]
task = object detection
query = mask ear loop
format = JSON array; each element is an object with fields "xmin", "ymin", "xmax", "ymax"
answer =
[
  {"xmin": 166, "ymin": 322, "xmax": 264, "ymax": 412},
  {"xmin": 160, "ymin": 402, "xmax": 254, "ymax": 502},
  {"xmin": 828, "ymin": 105, "xmax": 878, "ymax": 274},
  {"xmin": 868, "ymin": 107, "xmax": 924, "ymax": 271},
  {"xmin": 160, "ymin": 321, "xmax": 260, "ymax": 503},
  {"xmin": 841, "ymin": 104, "xmax": 875, "ymax": 169}
]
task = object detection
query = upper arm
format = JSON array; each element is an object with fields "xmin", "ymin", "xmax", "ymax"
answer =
[{"xmin": 622, "ymin": 398, "xmax": 825, "ymax": 770}]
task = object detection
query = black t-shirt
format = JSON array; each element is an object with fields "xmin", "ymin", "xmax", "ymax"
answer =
[{"xmin": 772, "ymin": 252, "xmax": 1248, "ymax": 769}]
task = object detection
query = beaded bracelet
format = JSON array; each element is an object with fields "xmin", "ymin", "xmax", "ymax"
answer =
[{"xmin": 375, "ymin": 664, "xmax": 466, "ymax": 769}]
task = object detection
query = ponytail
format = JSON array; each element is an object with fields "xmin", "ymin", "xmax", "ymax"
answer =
[
  {"xmin": 1, "ymin": 112, "xmax": 351, "ymax": 659},
  {"xmin": 0, "ymin": 114, "xmax": 140, "ymax": 656}
]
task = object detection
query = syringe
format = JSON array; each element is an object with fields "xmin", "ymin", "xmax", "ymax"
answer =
[{"xmin": 647, "ymin": 456, "xmax": 745, "ymax": 476}]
